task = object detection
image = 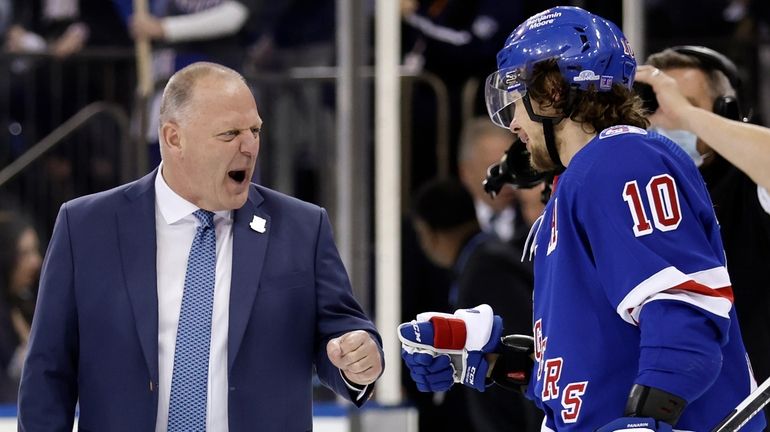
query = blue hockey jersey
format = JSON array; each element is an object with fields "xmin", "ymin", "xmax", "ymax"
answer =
[{"xmin": 525, "ymin": 125, "xmax": 765, "ymax": 431}]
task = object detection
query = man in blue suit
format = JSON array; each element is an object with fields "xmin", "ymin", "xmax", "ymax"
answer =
[{"xmin": 18, "ymin": 62, "xmax": 384, "ymax": 431}]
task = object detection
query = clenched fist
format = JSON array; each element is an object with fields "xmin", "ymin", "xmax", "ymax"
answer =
[{"xmin": 327, "ymin": 330, "xmax": 383, "ymax": 386}]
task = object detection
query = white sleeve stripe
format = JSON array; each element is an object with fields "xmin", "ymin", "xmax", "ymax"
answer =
[
  {"xmin": 628, "ymin": 291, "xmax": 732, "ymax": 324},
  {"xmin": 617, "ymin": 266, "xmax": 732, "ymax": 325},
  {"xmin": 687, "ymin": 266, "xmax": 732, "ymax": 288}
]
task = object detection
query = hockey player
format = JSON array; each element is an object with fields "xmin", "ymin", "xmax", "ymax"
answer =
[{"xmin": 398, "ymin": 6, "xmax": 766, "ymax": 431}]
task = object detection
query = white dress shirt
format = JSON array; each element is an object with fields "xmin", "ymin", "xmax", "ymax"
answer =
[
  {"xmin": 154, "ymin": 168, "xmax": 233, "ymax": 432},
  {"xmin": 474, "ymin": 199, "xmax": 516, "ymax": 242}
]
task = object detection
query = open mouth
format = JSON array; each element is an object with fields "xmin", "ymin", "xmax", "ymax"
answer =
[{"xmin": 228, "ymin": 170, "xmax": 247, "ymax": 183}]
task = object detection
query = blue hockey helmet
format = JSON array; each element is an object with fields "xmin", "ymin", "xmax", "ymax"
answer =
[{"xmin": 485, "ymin": 6, "xmax": 637, "ymax": 128}]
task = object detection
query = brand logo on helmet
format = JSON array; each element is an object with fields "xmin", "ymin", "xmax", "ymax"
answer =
[
  {"xmin": 600, "ymin": 76, "xmax": 613, "ymax": 90},
  {"xmin": 573, "ymin": 70, "xmax": 600, "ymax": 82},
  {"xmin": 526, "ymin": 11, "xmax": 562, "ymax": 30},
  {"xmin": 504, "ymin": 69, "xmax": 523, "ymax": 91}
]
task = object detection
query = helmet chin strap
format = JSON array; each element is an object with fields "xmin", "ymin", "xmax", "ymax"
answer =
[
  {"xmin": 541, "ymin": 119, "xmax": 565, "ymax": 174},
  {"xmin": 522, "ymin": 94, "xmax": 566, "ymax": 174}
]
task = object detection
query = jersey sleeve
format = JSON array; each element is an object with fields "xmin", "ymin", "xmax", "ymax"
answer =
[{"xmin": 571, "ymin": 135, "xmax": 733, "ymax": 335}]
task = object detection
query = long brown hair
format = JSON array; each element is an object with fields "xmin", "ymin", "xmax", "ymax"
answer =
[{"xmin": 527, "ymin": 59, "xmax": 649, "ymax": 133}]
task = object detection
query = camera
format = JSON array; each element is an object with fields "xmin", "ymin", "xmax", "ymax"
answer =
[{"xmin": 483, "ymin": 138, "xmax": 546, "ymax": 198}]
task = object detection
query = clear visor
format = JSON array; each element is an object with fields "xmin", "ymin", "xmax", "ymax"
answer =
[{"xmin": 485, "ymin": 67, "xmax": 527, "ymax": 129}]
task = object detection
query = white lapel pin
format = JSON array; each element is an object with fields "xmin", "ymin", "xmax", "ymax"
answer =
[{"xmin": 250, "ymin": 215, "xmax": 267, "ymax": 233}]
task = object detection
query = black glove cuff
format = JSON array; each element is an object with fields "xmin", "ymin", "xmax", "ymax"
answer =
[
  {"xmin": 625, "ymin": 384, "xmax": 687, "ymax": 426},
  {"xmin": 489, "ymin": 341, "xmax": 534, "ymax": 393}
]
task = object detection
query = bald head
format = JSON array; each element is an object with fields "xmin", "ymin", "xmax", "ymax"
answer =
[
  {"xmin": 457, "ymin": 117, "xmax": 516, "ymax": 210},
  {"xmin": 157, "ymin": 61, "xmax": 260, "ymax": 211},
  {"xmin": 159, "ymin": 62, "xmax": 247, "ymax": 126}
]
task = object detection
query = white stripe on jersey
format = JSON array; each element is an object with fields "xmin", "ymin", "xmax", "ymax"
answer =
[
  {"xmin": 617, "ymin": 266, "xmax": 733, "ymax": 325},
  {"xmin": 540, "ymin": 418, "xmax": 555, "ymax": 431}
]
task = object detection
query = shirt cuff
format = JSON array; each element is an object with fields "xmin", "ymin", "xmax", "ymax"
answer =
[
  {"xmin": 758, "ymin": 185, "xmax": 770, "ymax": 215},
  {"xmin": 339, "ymin": 369, "xmax": 368, "ymax": 402}
]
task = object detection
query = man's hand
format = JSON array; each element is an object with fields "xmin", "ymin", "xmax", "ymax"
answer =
[
  {"xmin": 50, "ymin": 23, "xmax": 89, "ymax": 58},
  {"xmin": 400, "ymin": 0, "xmax": 418, "ymax": 17},
  {"xmin": 327, "ymin": 330, "xmax": 382, "ymax": 386},
  {"xmin": 4, "ymin": 25, "xmax": 46, "ymax": 53},
  {"xmin": 635, "ymin": 65, "xmax": 698, "ymax": 131},
  {"xmin": 130, "ymin": 13, "xmax": 165, "ymax": 41}
]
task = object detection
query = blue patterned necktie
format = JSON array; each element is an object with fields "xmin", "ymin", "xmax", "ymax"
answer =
[{"xmin": 168, "ymin": 209, "xmax": 217, "ymax": 432}]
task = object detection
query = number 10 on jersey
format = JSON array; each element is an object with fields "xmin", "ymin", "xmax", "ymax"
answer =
[{"xmin": 622, "ymin": 174, "xmax": 682, "ymax": 237}]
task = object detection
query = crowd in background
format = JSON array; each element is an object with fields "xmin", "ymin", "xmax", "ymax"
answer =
[{"xmin": 1, "ymin": 0, "xmax": 770, "ymax": 429}]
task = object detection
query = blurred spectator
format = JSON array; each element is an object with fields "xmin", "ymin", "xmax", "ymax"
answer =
[
  {"xmin": 6, "ymin": 0, "xmax": 130, "ymax": 59},
  {"xmin": 112, "ymin": 0, "xmax": 259, "ymax": 167},
  {"xmin": 247, "ymin": 0, "xmax": 335, "ymax": 70},
  {"xmin": 0, "ymin": 0, "xmax": 10, "ymax": 37},
  {"xmin": 401, "ymin": 0, "xmax": 521, "ymax": 90},
  {"xmin": 0, "ymin": 210, "xmax": 41, "ymax": 403},
  {"xmin": 245, "ymin": 0, "xmax": 336, "ymax": 201},
  {"xmin": 645, "ymin": 0, "xmax": 737, "ymax": 39},
  {"xmin": 640, "ymin": 45, "xmax": 770, "ymax": 424},
  {"xmin": 2, "ymin": 0, "xmax": 133, "ymax": 240},
  {"xmin": 411, "ymin": 178, "xmax": 541, "ymax": 432},
  {"xmin": 400, "ymin": 215, "xmax": 468, "ymax": 432},
  {"xmin": 458, "ymin": 117, "xmax": 523, "ymax": 243},
  {"xmin": 119, "ymin": 0, "xmax": 254, "ymax": 70},
  {"xmin": 400, "ymin": 119, "xmax": 545, "ymax": 432},
  {"xmin": 401, "ymin": 0, "xmax": 524, "ymax": 188},
  {"xmin": 4, "ymin": 0, "xmax": 131, "ymax": 126}
]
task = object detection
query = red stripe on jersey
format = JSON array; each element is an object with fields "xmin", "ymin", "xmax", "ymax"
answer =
[
  {"xmin": 429, "ymin": 316, "xmax": 467, "ymax": 350},
  {"xmin": 671, "ymin": 279, "xmax": 734, "ymax": 303}
]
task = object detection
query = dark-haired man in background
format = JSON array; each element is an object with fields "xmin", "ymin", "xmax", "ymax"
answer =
[{"xmin": 411, "ymin": 178, "xmax": 540, "ymax": 432}]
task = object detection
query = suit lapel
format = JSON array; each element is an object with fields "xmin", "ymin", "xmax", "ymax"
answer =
[
  {"xmin": 229, "ymin": 186, "xmax": 270, "ymax": 372},
  {"xmin": 118, "ymin": 169, "xmax": 159, "ymax": 379}
]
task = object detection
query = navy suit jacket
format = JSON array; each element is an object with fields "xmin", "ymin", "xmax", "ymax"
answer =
[{"xmin": 18, "ymin": 169, "xmax": 382, "ymax": 431}]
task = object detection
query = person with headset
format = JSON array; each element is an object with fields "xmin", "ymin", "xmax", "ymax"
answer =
[
  {"xmin": 636, "ymin": 45, "xmax": 770, "ymax": 424},
  {"xmin": 636, "ymin": 47, "xmax": 770, "ymax": 191}
]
